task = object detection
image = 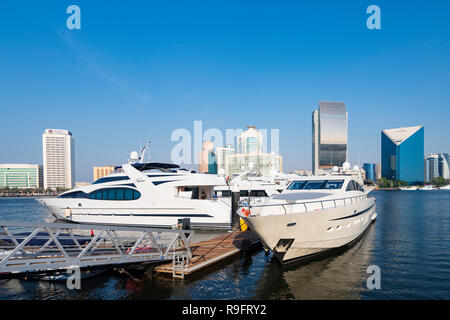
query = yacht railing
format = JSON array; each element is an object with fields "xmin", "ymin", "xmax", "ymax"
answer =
[{"xmin": 239, "ymin": 194, "xmax": 371, "ymax": 216}]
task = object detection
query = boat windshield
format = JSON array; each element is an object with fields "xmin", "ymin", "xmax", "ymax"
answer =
[{"xmin": 287, "ymin": 180, "xmax": 344, "ymax": 190}]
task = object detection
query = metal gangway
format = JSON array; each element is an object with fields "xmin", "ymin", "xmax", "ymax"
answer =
[{"xmin": 0, "ymin": 220, "xmax": 193, "ymax": 276}]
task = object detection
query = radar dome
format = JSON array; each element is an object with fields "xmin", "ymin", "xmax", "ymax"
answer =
[
  {"xmin": 342, "ymin": 161, "xmax": 351, "ymax": 170},
  {"xmin": 130, "ymin": 151, "xmax": 139, "ymax": 161},
  {"xmin": 353, "ymin": 165, "xmax": 360, "ymax": 171},
  {"xmin": 332, "ymin": 166, "xmax": 339, "ymax": 172}
]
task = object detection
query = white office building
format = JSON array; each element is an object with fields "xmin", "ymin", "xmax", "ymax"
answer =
[
  {"xmin": 237, "ymin": 126, "xmax": 263, "ymax": 154},
  {"xmin": 220, "ymin": 127, "xmax": 283, "ymax": 176},
  {"xmin": 216, "ymin": 144, "xmax": 235, "ymax": 173},
  {"xmin": 42, "ymin": 129, "xmax": 75, "ymax": 189},
  {"xmin": 425, "ymin": 153, "xmax": 450, "ymax": 181}
]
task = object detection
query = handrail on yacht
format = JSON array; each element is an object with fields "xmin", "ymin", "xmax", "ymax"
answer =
[{"xmin": 240, "ymin": 194, "xmax": 367, "ymax": 211}]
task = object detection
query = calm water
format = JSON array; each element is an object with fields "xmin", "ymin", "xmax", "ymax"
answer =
[{"xmin": 1, "ymin": 191, "xmax": 449, "ymax": 300}]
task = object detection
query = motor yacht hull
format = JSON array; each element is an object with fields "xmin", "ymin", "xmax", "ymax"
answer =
[
  {"xmin": 39, "ymin": 197, "xmax": 232, "ymax": 230},
  {"xmin": 242, "ymin": 197, "xmax": 376, "ymax": 263}
]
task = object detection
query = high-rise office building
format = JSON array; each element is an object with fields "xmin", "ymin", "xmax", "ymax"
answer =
[
  {"xmin": 237, "ymin": 126, "xmax": 263, "ymax": 154},
  {"xmin": 312, "ymin": 102, "xmax": 348, "ymax": 175},
  {"xmin": 375, "ymin": 163, "xmax": 382, "ymax": 180},
  {"xmin": 363, "ymin": 163, "xmax": 376, "ymax": 181},
  {"xmin": 42, "ymin": 129, "xmax": 75, "ymax": 189},
  {"xmin": 439, "ymin": 153, "xmax": 450, "ymax": 179},
  {"xmin": 381, "ymin": 125, "xmax": 424, "ymax": 184},
  {"xmin": 425, "ymin": 154, "xmax": 439, "ymax": 181},
  {"xmin": 223, "ymin": 127, "xmax": 282, "ymax": 176},
  {"xmin": 425, "ymin": 153, "xmax": 450, "ymax": 181},
  {"xmin": 216, "ymin": 144, "xmax": 235, "ymax": 173},
  {"xmin": 0, "ymin": 164, "xmax": 43, "ymax": 188}
]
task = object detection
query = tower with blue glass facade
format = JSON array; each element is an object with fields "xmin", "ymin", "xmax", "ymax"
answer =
[
  {"xmin": 381, "ymin": 125, "xmax": 424, "ymax": 184},
  {"xmin": 363, "ymin": 163, "xmax": 376, "ymax": 181}
]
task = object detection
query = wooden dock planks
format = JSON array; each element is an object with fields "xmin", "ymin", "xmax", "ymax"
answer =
[{"xmin": 154, "ymin": 230, "xmax": 259, "ymax": 277}]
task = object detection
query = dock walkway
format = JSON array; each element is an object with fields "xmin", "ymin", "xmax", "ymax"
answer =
[{"xmin": 155, "ymin": 230, "xmax": 259, "ymax": 278}]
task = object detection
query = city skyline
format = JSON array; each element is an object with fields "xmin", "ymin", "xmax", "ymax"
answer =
[{"xmin": 1, "ymin": 1, "xmax": 450, "ymax": 182}]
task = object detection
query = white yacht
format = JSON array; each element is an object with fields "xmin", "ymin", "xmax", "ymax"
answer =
[
  {"xmin": 420, "ymin": 185, "xmax": 436, "ymax": 191},
  {"xmin": 39, "ymin": 162, "xmax": 232, "ymax": 229},
  {"xmin": 439, "ymin": 185, "xmax": 450, "ymax": 190},
  {"xmin": 238, "ymin": 175, "xmax": 377, "ymax": 263}
]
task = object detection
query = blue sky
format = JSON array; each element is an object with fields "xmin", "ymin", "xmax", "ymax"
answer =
[{"xmin": 1, "ymin": 1, "xmax": 449, "ymax": 182}]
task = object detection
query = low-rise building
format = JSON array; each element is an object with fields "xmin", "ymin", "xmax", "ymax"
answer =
[{"xmin": 0, "ymin": 164, "xmax": 43, "ymax": 188}]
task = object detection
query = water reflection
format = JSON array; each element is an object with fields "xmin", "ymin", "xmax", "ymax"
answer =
[{"xmin": 252, "ymin": 224, "xmax": 376, "ymax": 300}]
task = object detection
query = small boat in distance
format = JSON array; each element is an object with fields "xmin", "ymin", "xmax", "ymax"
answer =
[
  {"xmin": 420, "ymin": 185, "xmax": 436, "ymax": 191},
  {"xmin": 399, "ymin": 186, "xmax": 418, "ymax": 191}
]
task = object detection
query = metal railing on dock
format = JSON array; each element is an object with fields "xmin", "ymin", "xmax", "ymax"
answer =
[{"xmin": 0, "ymin": 220, "xmax": 193, "ymax": 275}]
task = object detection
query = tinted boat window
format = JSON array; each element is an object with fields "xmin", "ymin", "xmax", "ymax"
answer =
[
  {"xmin": 287, "ymin": 180, "xmax": 344, "ymax": 190},
  {"xmin": 240, "ymin": 190, "xmax": 249, "ymax": 197},
  {"xmin": 324, "ymin": 180, "xmax": 344, "ymax": 189},
  {"xmin": 107, "ymin": 189, "xmax": 116, "ymax": 200},
  {"xmin": 58, "ymin": 191, "xmax": 87, "ymax": 198},
  {"xmin": 250, "ymin": 190, "xmax": 268, "ymax": 197},
  {"xmin": 124, "ymin": 189, "xmax": 133, "ymax": 200},
  {"xmin": 346, "ymin": 180, "xmax": 364, "ymax": 192},
  {"xmin": 287, "ymin": 181, "xmax": 307, "ymax": 190},
  {"xmin": 116, "ymin": 189, "xmax": 125, "ymax": 200},
  {"xmin": 87, "ymin": 188, "xmax": 140, "ymax": 200},
  {"xmin": 221, "ymin": 190, "xmax": 231, "ymax": 197},
  {"xmin": 304, "ymin": 181, "xmax": 327, "ymax": 189}
]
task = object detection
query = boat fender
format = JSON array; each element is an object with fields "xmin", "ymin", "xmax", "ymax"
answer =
[
  {"xmin": 64, "ymin": 208, "xmax": 72, "ymax": 218},
  {"xmin": 241, "ymin": 208, "xmax": 250, "ymax": 217}
]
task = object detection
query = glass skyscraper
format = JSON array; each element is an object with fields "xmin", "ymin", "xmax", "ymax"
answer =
[
  {"xmin": 312, "ymin": 102, "xmax": 348, "ymax": 175},
  {"xmin": 363, "ymin": 163, "xmax": 376, "ymax": 181},
  {"xmin": 381, "ymin": 125, "xmax": 424, "ymax": 184}
]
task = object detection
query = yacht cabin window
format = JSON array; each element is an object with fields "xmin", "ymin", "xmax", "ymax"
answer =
[
  {"xmin": 287, "ymin": 180, "xmax": 344, "ymax": 190},
  {"xmin": 215, "ymin": 190, "xmax": 268, "ymax": 198},
  {"xmin": 87, "ymin": 188, "xmax": 141, "ymax": 200},
  {"xmin": 345, "ymin": 180, "xmax": 364, "ymax": 192}
]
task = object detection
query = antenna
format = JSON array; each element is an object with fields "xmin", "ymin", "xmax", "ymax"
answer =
[{"xmin": 139, "ymin": 140, "xmax": 151, "ymax": 163}]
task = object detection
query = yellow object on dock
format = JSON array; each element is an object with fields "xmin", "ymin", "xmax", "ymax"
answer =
[{"xmin": 239, "ymin": 218, "xmax": 248, "ymax": 231}]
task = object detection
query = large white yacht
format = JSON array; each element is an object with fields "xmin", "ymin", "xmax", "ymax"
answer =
[
  {"xmin": 238, "ymin": 175, "xmax": 377, "ymax": 263},
  {"xmin": 39, "ymin": 162, "xmax": 233, "ymax": 229}
]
